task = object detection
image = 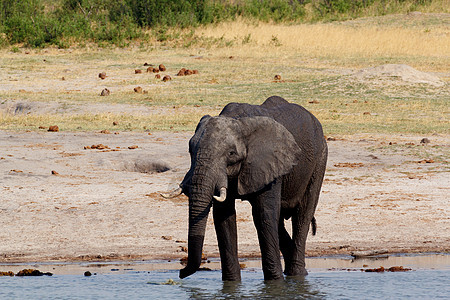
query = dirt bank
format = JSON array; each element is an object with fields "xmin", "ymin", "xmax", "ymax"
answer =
[{"xmin": 0, "ymin": 130, "xmax": 448, "ymax": 263}]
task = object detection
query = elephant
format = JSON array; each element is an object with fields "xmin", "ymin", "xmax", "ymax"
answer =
[{"xmin": 175, "ymin": 96, "xmax": 327, "ymax": 281}]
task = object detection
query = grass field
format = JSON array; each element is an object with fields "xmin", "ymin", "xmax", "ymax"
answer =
[{"xmin": 0, "ymin": 13, "xmax": 449, "ymax": 135}]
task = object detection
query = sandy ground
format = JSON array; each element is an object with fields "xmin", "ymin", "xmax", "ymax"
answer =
[{"xmin": 0, "ymin": 130, "xmax": 448, "ymax": 263}]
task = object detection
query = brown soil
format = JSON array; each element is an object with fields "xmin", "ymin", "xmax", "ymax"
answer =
[{"xmin": 0, "ymin": 130, "xmax": 448, "ymax": 263}]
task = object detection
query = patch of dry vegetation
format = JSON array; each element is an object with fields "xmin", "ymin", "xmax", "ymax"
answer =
[{"xmin": 0, "ymin": 14, "xmax": 448, "ymax": 135}]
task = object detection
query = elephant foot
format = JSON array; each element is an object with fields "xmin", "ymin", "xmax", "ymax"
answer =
[
  {"xmin": 222, "ymin": 273, "xmax": 242, "ymax": 281},
  {"xmin": 180, "ymin": 265, "xmax": 198, "ymax": 279},
  {"xmin": 284, "ymin": 266, "xmax": 308, "ymax": 277}
]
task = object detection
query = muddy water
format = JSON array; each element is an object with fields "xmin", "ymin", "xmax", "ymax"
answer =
[{"xmin": 1, "ymin": 254, "xmax": 449, "ymax": 299}]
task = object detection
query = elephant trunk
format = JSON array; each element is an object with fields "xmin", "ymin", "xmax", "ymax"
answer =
[{"xmin": 179, "ymin": 162, "xmax": 228, "ymax": 279}]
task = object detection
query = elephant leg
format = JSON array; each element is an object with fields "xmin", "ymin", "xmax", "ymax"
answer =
[
  {"xmin": 278, "ymin": 219, "xmax": 295, "ymax": 274},
  {"xmin": 287, "ymin": 162, "xmax": 326, "ymax": 276},
  {"xmin": 250, "ymin": 180, "xmax": 283, "ymax": 280},
  {"xmin": 213, "ymin": 198, "xmax": 241, "ymax": 281}
]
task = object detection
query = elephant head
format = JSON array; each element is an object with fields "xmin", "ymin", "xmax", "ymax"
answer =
[{"xmin": 179, "ymin": 115, "xmax": 301, "ymax": 279}]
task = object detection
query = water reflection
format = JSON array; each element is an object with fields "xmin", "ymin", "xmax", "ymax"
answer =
[{"xmin": 181, "ymin": 271, "xmax": 325, "ymax": 299}]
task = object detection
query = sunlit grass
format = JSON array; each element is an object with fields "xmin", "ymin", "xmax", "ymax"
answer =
[{"xmin": 0, "ymin": 14, "xmax": 448, "ymax": 135}]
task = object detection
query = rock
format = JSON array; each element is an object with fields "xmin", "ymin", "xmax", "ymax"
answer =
[
  {"xmin": 159, "ymin": 64, "xmax": 166, "ymax": 71},
  {"xmin": 387, "ymin": 266, "xmax": 411, "ymax": 272},
  {"xmin": 135, "ymin": 69, "xmax": 142, "ymax": 74},
  {"xmin": 100, "ymin": 129, "xmax": 111, "ymax": 134},
  {"xmin": 85, "ymin": 144, "xmax": 109, "ymax": 150},
  {"xmin": 84, "ymin": 271, "xmax": 92, "ymax": 276},
  {"xmin": 113, "ymin": 121, "xmax": 119, "ymax": 126},
  {"xmin": 98, "ymin": 72, "xmax": 106, "ymax": 79},
  {"xmin": 274, "ymin": 74, "xmax": 281, "ymax": 80},
  {"xmin": 162, "ymin": 75, "xmax": 172, "ymax": 82},
  {"xmin": 155, "ymin": 74, "xmax": 161, "ymax": 79},
  {"xmin": 363, "ymin": 112, "xmax": 371, "ymax": 115},
  {"xmin": 309, "ymin": 100, "xmax": 319, "ymax": 104},
  {"xmin": 0, "ymin": 271, "xmax": 14, "ymax": 276},
  {"xmin": 51, "ymin": 170, "xmax": 59, "ymax": 175},
  {"xmin": 162, "ymin": 235, "xmax": 172, "ymax": 240},
  {"xmin": 351, "ymin": 250, "xmax": 388, "ymax": 258},
  {"xmin": 193, "ymin": 70, "xmax": 199, "ymax": 74},
  {"xmin": 134, "ymin": 86, "xmax": 143, "ymax": 93},
  {"xmin": 417, "ymin": 159, "xmax": 434, "ymax": 164},
  {"xmin": 334, "ymin": 162, "xmax": 364, "ymax": 168},
  {"xmin": 365, "ymin": 266, "xmax": 385, "ymax": 273},
  {"xmin": 128, "ymin": 145, "xmax": 138, "ymax": 149},
  {"xmin": 48, "ymin": 125, "xmax": 59, "ymax": 132},
  {"xmin": 100, "ymin": 88, "xmax": 110, "ymax": 96},
  {"xmin": 185, "ymin": 69, "xmax": 193, "ymax": 76},
  {"xmin": 153, "ymin": 68, "xmax": 159, "ymax": 73},
  {"xmin": 16, "ymin": 269, "xmax": 52, "ymax": 276},
  {"xmin": 177, "ymin": 68, "xmax": 186, "ymax": 76},
  {"xmin": 420, "ymin": 138, "xmax": 430, "ymax": 144},
  {"xmin": 146, "ymin": 67, "xmax": 155, "ymax": 73}
]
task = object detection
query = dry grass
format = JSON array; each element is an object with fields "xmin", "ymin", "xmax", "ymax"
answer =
[
  {"xmin": 196, "ymin": 14, "xmax": 449, "ymax": 70},
  {"xmin": 0, "ymin": 14, "xmax": 448, "ymax": 135}
]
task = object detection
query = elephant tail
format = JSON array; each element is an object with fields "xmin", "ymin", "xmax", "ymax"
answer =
[{"xmin": 311, "ymin": 217, "xmax": 317, "ymax": 236}]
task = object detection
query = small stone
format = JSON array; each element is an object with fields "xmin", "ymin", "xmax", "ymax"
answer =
[
  {"xmin": 98, "ymin": 72, "xmax": 106, "ymax": 79},
  {"xmin": 309, "ymin": 100, "xmax": 320, "ymax": 104},
  {"xmin": 100, "ymin": 129, "xmax": 111, "ymax": 134},
  {"xmin": 162, "ymin": 235, "xmax": 172, "ymax": 240},
  {"xmin": 363, "ymin": 112, "xmax": 371, "ymax": 115},
  {"xmin": 134, "ymin": 86, "xmax": 143, "ymax": 93},
  {"xmin": 177, "ymin": 68, "xmax": 186, "ymax": 76},
  {"xmin": 51, "ymin": 170, "xmax": 59, "ymax": 175},
  {"xmin": 48, "ymin": 125, "xmax": 59, "ymax": 132},
  {"xmin": 135, "ymin": 69, "xmax": 142, "ymax": 74},
  {"xmin": 113, "ymin": 121, "xmax": 119, "ymax": 126},
  {"xmin": 155, "ymin": 74, "xmax": 161, "ymax": 79},
  {"xmin": 100, "ymin": 88, "xmax": 110, "ymax": 96},
  {"xmin": 274, "ymin": 74, "xmax": 281, "ymax": 80},
  {"xmin": 84, "ymin": 271, "xmax": 92, "ymax": 276},
  {"xmin": 128, "ymin": 145, "xmax": 138, "ymax": 149},
  {"xmin": 159, "ymin": 64, "xmax": 166, "ymax": 71},
  {"xmin": 420, "ymin": 138, "xmax": 430, "ymax": 144},
  {"xmin": 146, "ymin": 67, "xmax": 155, "ymax": 73},
  {"xmin": 162, "ymin": 75, "xmax": 172, "ymax": 82}
]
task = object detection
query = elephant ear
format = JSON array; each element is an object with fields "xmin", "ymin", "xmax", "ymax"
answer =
[{"xmin": 237, "ymin": 116, "xmax": 301, "ymax": 196}]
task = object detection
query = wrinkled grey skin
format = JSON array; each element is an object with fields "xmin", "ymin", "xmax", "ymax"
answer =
[{"xmin": 179, "ymin": 96, "xmax": 328, "ymax": 281}]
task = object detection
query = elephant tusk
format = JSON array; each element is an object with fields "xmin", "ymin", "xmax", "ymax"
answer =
[
  {"xmin": 213, "ymin": 187, "xmax": 227, "ymax": 202},
  {"xmin": 160, "ymin": 186, "xmax": 182, "ymax": 198}
]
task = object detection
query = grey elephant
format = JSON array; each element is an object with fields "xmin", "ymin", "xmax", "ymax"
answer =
[{"xmin": 171, "ymin": 96, "xmax": 327, "ymax": 281}]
